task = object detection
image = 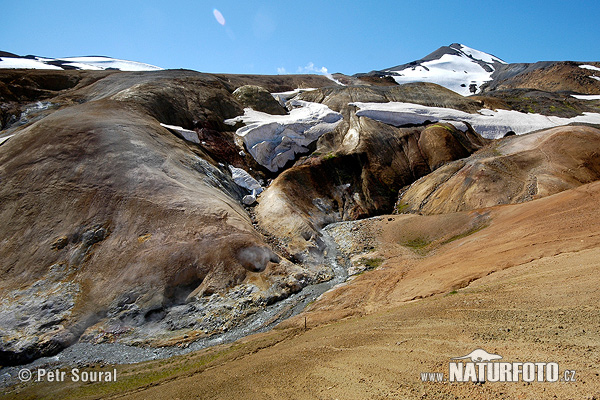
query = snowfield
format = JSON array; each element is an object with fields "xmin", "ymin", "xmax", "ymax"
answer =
[
  {"xmin": 457, "ymin": 44, "xmax": 506, "ymax": 65},
  {"xmin": 385, "ymin": 44, "xmax": 506, "ymax": 96},
  {"xmin": 351, "ymin": 101, "xmax": 600, "ymax": 139},
  {"xmin": 0, "ymin": 57, "xmax": 62, "ymax": 70},
  {"xmin": 54, "ymin": 56, "xmax": 163, "ymax": 71},
  {"xmin": 0, "ymin": 56, "xmax": 163, "ymax": 71},
  {"xmin": 225, "ymin": 100, "xmax": 343, "ymax": 172}
]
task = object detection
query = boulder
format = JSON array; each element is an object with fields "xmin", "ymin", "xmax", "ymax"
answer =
[{"xmin": 232, "ymin": 85, "xmax": 287, "ymax": 115}]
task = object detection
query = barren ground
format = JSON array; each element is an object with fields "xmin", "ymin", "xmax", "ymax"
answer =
[{"xmin": 5, "ymin": 182, "xmax": 600, "ymax": 399}]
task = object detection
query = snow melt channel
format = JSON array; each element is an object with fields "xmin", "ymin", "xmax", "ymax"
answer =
[
  {"xmin": 351, "ymin": 101, "xmax": 600, "ymax": 139},
  {"xmin": 225, "ymin": 100, "xmax": 343, "ymax": 172}
]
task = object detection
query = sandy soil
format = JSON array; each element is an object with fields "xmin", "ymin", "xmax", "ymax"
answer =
[{"xmin": 5, "ymin": 182, "xmax": 600, "ymax": 399}]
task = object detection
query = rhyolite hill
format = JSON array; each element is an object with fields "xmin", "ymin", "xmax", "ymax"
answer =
[{"xmin": 1, "ymin": 44, "xmax": 600, "ymax": 365}]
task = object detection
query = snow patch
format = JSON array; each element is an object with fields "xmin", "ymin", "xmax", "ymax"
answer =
[
  {"xmin": 271, "ymin": 88, "xmax": 317, "ymax": 107},
  {"xmin": 580, "ymin": 65, "xmax": 600, "ymax": 72},
  {"xmin": 351, "ymin": 101, "xmax": 600, "ymax": 139},
  {"xmin": 160, "ymin": 123, "xmax": 200, "ymax": 143},
  {"xmin": 0, "ymin": 135, "xmax": 14, "ymax": 146},
  {"xmin": 229, "ymin": 166, "xmax": 263, "ymax": 195},
  {"xmin": 229, "ymin": 166, "xmax": 263, "ymax": 205},
  {"xmin": 579, "ymin": 65, "xmax": 600, "ymax": 82},
  {"xmin": 225, "ymin": 100, "xmax": 343, "ymax": 172},
  {"xmin": 55, "ymin": 56, "xmax": 163, "ymax": 71},
  {"xmin": 571, "ymin": 94, "xmax": 600, "ymax": 100}
]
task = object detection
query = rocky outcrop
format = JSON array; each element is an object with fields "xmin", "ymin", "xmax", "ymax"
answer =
[
  {"xmin": 472, "ymin": 88, "xmax": 600, "ymax": 119},
  {"xmin": 232, "ymin": 85, "xmax": 287, "ymax": 115},
  {"xmin": 254, "ymin": 84, "xmax": 489, "ymax": 260},
  {"xmin": 0, "ymin": 99, "xmax": 271, "ymax": 363},
  {"xmin": 396, "ymin": 125, "xmax": 600, "ymax": 215},
  {"xmin": 255, "ymin": 121, "xmax": 486, "ymax": 261},
  {"xmin": 0, "ymin": 69, "xmax": 340, "ymax": 365},
  {"xmin": 482, "ymin": 61, "xmax": 600, "ymax": 94}
]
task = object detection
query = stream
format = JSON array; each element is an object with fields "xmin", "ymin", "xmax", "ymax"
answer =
[{"xmin": 0, "ymin": 228, "xmax": 349, "ymax": 387}]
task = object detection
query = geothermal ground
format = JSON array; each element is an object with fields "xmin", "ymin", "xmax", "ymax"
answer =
[{"xmin": 4, "ymin": 180, "xmax": 600, "ymax": 399}]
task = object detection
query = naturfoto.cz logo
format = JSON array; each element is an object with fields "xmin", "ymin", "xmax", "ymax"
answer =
[{"xmin": 420, "ymin": 348, "xmax": 577, "ymax": 383}]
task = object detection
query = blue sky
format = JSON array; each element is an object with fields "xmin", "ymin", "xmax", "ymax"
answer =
[{"xmin": 1, "ymin": 0, "xmax": 598, "ymax": 75}]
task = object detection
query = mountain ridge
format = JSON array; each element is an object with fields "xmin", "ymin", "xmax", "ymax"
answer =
[
  {"xmin": 0, "ymin": 52, "xmax": 163, "ymax": 72},
  {"xmin": 357, "ymin": 43, "xmax": 600, "ymax": 96},
  {"xmin": 384, "ymin": 43, "xmax": 506, "ymax": 72},
  {"xmin": 3, "ymin": 44, "xmax": 600, "ymax": 97}
]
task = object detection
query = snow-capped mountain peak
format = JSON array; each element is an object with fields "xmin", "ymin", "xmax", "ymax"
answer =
[{"xmin": 382, "ymin": 43, "xmax": 506, "ymax": 96}]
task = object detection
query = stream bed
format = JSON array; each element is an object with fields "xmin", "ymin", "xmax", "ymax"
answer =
[{"xmin": 0, "ymin": 228, "xmax": 350, "ymax": 387}]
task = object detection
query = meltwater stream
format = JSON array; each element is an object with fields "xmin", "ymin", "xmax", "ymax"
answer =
[{"xmin": 0, "ymin": 228, "xmax": 350, "ymax": 387}]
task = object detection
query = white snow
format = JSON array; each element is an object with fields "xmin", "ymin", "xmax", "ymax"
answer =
[
  {"xmin": 580, "ymin": 65, "xmax": 600, "ymax": 72},
  {"xmin": 386, "ymin": 44, "xmax": 505, "ymax": 96},
  {"xmin": 229, "ymin": 165, "xmax": 263, "ymax": 204},
  {"xmin": 160, "ymin": 123, "xmax": 200, "ymax": 143},
  {"xmin": 55, "ymin": 62, "xmax": 104, "ymax": 71},
  {"xmin": 225, "ymin": 100, "xmax": 343, "ymax": 172},
  {"xmin": 229, "ymin": 165, "xmax": 263, "ymax": 195},
  {"xmin": 458, "ymin": 44, "xmax": 506, "ymax": 65},
  {"xmin": 571, "ymin": 94, "xmax": 600, "ymax": 100},
  {"xmin": 0, "ymin": 56, "xmax": 162, "ymax": 71},
  {"xmin": 389, "ymin": 53, "xmax": 493, "ymax": 96},
  {"xmin": 271, "ymin": 88, "xmax": 317, "ymax": 107},
  {"xmin": 0, "ymin": 57, "xmax": 62, "ymax": 70},
  {"xmin": 351, "ymin": 101, "xmax": 600, "ymax": 139},
  {"xmin": 579, "ymin": 65, "xmax": 600, "ymax": 82},
  {"xmin": 0, "ymin": 135, "xmax": 14, "ymax": 146},
  {"xmin": 56, "ymin": 56, "xmax": 162, "ymax": 71}
]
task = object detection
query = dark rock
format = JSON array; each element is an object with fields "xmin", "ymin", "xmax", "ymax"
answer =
[{"xmin": 232, "ymin": 85, "xmax": 287, "ymax": 115}]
